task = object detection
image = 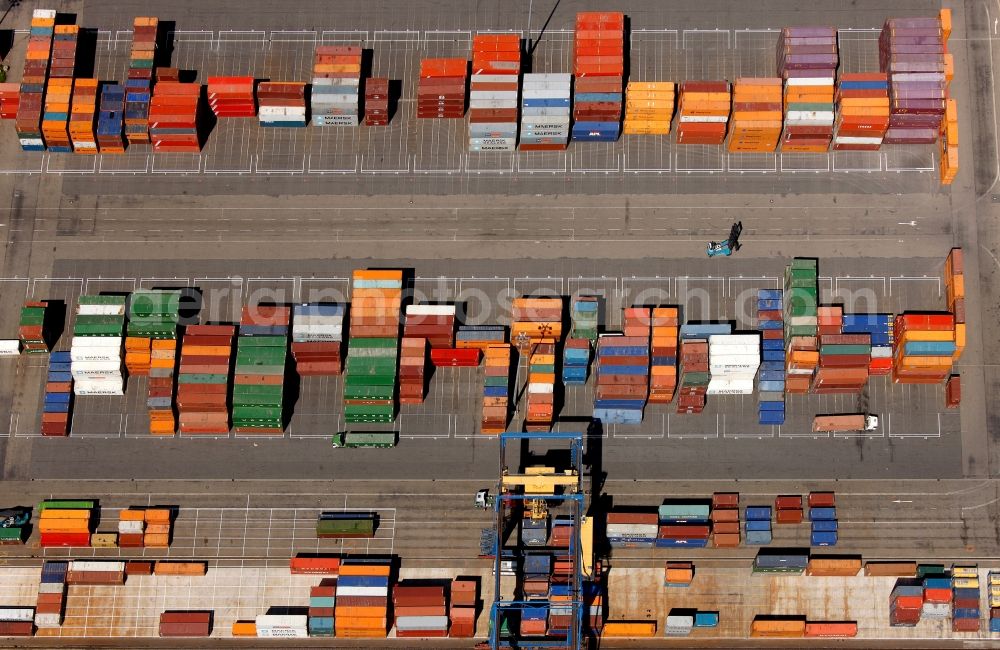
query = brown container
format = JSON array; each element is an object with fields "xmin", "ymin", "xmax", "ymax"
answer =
[
  {"xmin": 713, "ymin": 521, "xmax": 740, "ymax": 534},
  {"xmin": 713, "ymin": 532, "xmax": 741, "ymax": 547},
  {"xmin": 775, "ymin": 495, "xmax": 802, "ymax": 509},
  {"xmin": 864, "ymin": 561, "xmax": 916, "ymax": 577},
  {"xmin": 712, "ymin": 492, "xmax": 739, "ymax": 508},
  {"xmin": 945, "ymin": 374, "xmax": 960, "ymax": 408},
  {"xmin": 126, "ymin": 560, "xmax": 154, "ymax": 575}
]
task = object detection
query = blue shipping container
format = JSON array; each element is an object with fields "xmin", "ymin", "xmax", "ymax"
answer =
[
  {"xmin": 809, "ymin": 507, "xmax": 837, "ymax": 521},
  {"xmin": 810, "ymin": 531, "xmax": 838, "ymax": 546},
  {"xmin": 745, "ymin": 506, "xmax": 772, "ymax": 521}
]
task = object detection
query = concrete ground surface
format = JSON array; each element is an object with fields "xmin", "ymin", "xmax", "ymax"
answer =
[{"xmin": 0, "ymin": 0, "xmax": 997, "ymax": 647}]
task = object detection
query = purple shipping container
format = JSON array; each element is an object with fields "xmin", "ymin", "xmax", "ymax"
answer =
[{"xmin": 783, "ymin": 26, "xmax": 837, "ymax": 37}]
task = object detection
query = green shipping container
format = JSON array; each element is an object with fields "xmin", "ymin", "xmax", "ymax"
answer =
[
  {"xmin": 349, "ymin": 338, "xmax": 397, "ymax": 349},
  {"xmin": 790, "ymin": 258, "xmax": 818, "ymax": 270},
  {"xmin": 0, "ymin": 528, "xmax": 23, "ymax": 543},
  {"xmin": 79, "ymin": 295, "xmax": 126, "ymax": 306},
  {"xmin": 343, "ymin": 384, "xmax": 395, "ymax": 400},
  {"xmin": 344, "ymin": 373, "xmax": 395, "ymax": 387},
  {"xmin": 819, "ymin": 344, "xmax": 872, "ymax": 356},
  {"xmin": 178, "ymin": 373, "xmax": 228, "ymax": 384},
  {"xmin": 38, "ymin": 499, "xmax": 95, "ymax": 511}
]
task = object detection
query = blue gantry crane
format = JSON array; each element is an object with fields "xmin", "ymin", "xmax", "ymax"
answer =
[{"xmin": 488, "ymin": 432, "xmax": 590, "ymax": 650}]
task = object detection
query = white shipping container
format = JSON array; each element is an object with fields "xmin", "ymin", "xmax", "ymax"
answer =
[
  {"xmin": 335, "ymin": 586, "xmax": 389, "ymax": 597},
  {"xmin": 469, "ymin": 138, "xmax": 517, "ymax": 147},
  {"xmin": 833, "ymin": 136, "xmax": 883, "ymax": 145},
  {"xmin": 788, "ymin": 316, "xmax": 818, "ymax": 326},
  {"xmin": 679, "ymin": 115, "xmax": 729, "ymax": 123},
  {"xmin": 19, "ymin": 138, "xmax": 44, "ymax": 147},
  {"xmin": 33, "ymin": 9, "xmax": 57, "ymax": 19},
  {"xmin": 70, "ymin": 561, "xmax": 125, "ymax": 572},
  {"xmin": 256, "ymin": 627, "xmax": 309, "ymax": 638},
  {"xmin": 33, "ymin": 612, "xmax": 62, "ymax": 628},
  {"xmin": 706, "ymin": 378, "xmax": 756, "ymax": 394},
  {"xmin": 78, "ymin": 304, "xmax": 126, "ymax": 316},
  {"xmin": 407, "ymin": 305, "xmax": 457, "ymax": 316},
  {"xmin": 395, "ymin": 616, "xmax": 450, "ymax": 630},
  {"xmin": 523, "ymin": 73, "xmax": 572, "ymax": 83},
  {"xmin": 74, "ymin": 387, "xmax": 125, "ymax": 396},
  {"xmin": 606, "ymin": 523, "xmax": 659, "ymax": 535},
  {"xmin": 469, "ymin": 91, "xmax": 518, "ymax": 101},
  {"xmin": 527, "ymin": 382, "xmax": 554, "ymax": 394},
  {"xmin": 0, "ymin": 340, "xmax": 20, "ymax": 355},
  {"xmin": 471, "ymin": 74, "xmax": 521, "ymax": 84},
  {"xmin": 71, "ymin": 360, "xmax": 122, "ymax": 372},
  {"xmin": 255, "ymin": 615, "xmax": 308, "ymax": 629},
  {"xmin": 871, "ymin": 346, "xmax": 892, "ymax": 358},
  {"xmin": 312, "ymin": 77, "xmax": 360, "ymax": 87},
  {"xmin": 37, "ymin": 583, "xmax": 65, "ymax": 594},
  {"xmin": 709, "ymin": 335, "xmax": 760, "ymax": 346},
  {"xmin": 785, "ymin": 77, "xmax": 836, "ymax": 86},
  {"xmin": 118, "ymin": 520, "xmax": 144, "ymax": 533},
  {"xmin": 786, "ymin": 110, "xmax": 835, "ymax": 121},
  {"xmin": 0, "ymin": 608, "xmax": 35, "ymax": 622},
  {"xmin": 785, "ymin": 367, "xmax": 815, "ymax": 375},
  {"xmin": 293, "ymin": 315, "xmax": 344, "ymax": 325}
]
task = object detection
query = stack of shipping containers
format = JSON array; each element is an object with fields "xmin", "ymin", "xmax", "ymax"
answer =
[
  {"xmin": 344, "ymin": 270, "xmax": 403, "ymax": 424},
  {"xmin": 393, "ymin": 583, "xmax": 449, "ymax": 637},
  {"xmin": 257, "ymin": 83, "xmax": 307, "ymax": 127},
  {"xmin": 562, "ymin": 338, "xmax": 589, "ymax": 385},
  {"xmin": 511, "ymin": 298, "xmax": 562, "ymax": 349},
  {"xmin": 149, "ymin": 81, "xmax": 201, "ymax": 152},
  {"xmin": 711, "ymin": 492, "xmax": 740, "ymax": 547},
  {"xmin": 783, "ymin": 258, "xmax": 819, "ymax": 393},
  {"xmin": 677, "ymin": 81, "xmax": 731, "ymax": 144},
  {"xmin": 398, "ymin": 337, "xmax": 426, "ymax": 403},
  {"xmin": 520, "ymin": 73, "xmax": 571, "ymax": 150},
  {"xmin": 892, "ymin": 313, "xmax": 958, "ymax": 384},
  {"xmin": 950, "ymin": 565, "xmax": 980, "ymax": 632},
  {"xmin": 468, "ymin": 33, "xmax": 520, "ymax": 152},
  {"xmin": 757, "ymin": 289, "xmax": 785, "ymax": 425},
  {"xmin": 449, "ymin": 579, "xmax": 476, "ymax": 637},
  {"xmin": 207, "ymin": 77, "xmax": 256, "ymax": 118},
  {"xmin": 648, "ymin": 307, "xmax": 678, "ymax": 403},
  {"xmin": 311, "ymin": 45, "xmax": 362, "ymax": 127},
  {"xmin": 364, "ymin": 78, "xmax": 390, "ymax": 126},
  {"xmin": 570, "ymin": 296, "xmax": 599, "ymax": 340},
  {"xmin": 0, "ymin": 83, "xmax": 19, "ymax": 120},
  {"xmin": 71, "ymin": 296, "xmax": 126, "ymax": 396},
  {"xmin": 97, "ymin": 84, "xmax": 126, "ymax": 152},
  {"xmin": 232, "ymin": 305, "xmax": 289, "ymax": 434},
  {"xmin": 177, "ymin": 324, "xmax": 234, "ymax": 435},
  {"xmin": 622, "ymin": 81, "xmax": 675, "ymax": 135},
  {"xmin": 17, "ymin": 9, "xmax": 55, "ymax": 151},
  {"xmin": 676, "ymin": 336, "xmax": 709, "ymax": 414},
  {"xmin": 335, "ymin": 559, "xmax": 390, "ymax": 637},
  {"xmin": 526, "ymin": 339, "xmax": 556, "ymax": 431},
  {"xmin": 744, "ymin": 505, "xmax": 772, "ymax": 545},
  {"xmin": 35, "ymin": 561, "xmax": 67, "ymax": 629},
  {"xmin": 776, "ymin": 495, "xmax": 803, "ymax": 524},
  {"xmin": 940, "ymin": 98, "xmax": 958, "ymax": 184},
  {"xmin": 842, "ymin": 313, "xmax": 893, "ymax": 376},
  {"xmin": 417, "ymin": 58, "xmax": 467, "ymax": 119},
  {"xmin": 457, "ymin": 324, "xmax": 505, "ymax": 350},
  {"xmin": 592, "ymin": 333, "xmax": 649, "ymax": 425},
  {"xmin": 126, "ymin": 17, "xmax": 157, "ymax": 145},
  {"xmin": 879, "ymin": 14, "xmax": 948, "ymax": 144},
  {"xmin": 727, "ymin": 78, "xmax": 782, "ymax": 152},
  {"xmin": 833, "ymin": 73, "xmax": 890, "ymax": 151},
  {"xmin": 43, "ymin": 351, "xmax": 72, "ymax": 436},
  {"xmin": 945, "ymin": 246, "xmax": 965, "ymax": 362},
  {"xmin": 291, "ymin": 304, "xmax": 343, "ymax": 375},
  {"xmin": 404, "ymin": 305, "xmax": 455, "ymax": 350},
  {"xmin": 482, "ymin": 344, "xmax": 510, "ymax": 433},
  {"xmin": 572, "ymin": 11, "xmax": 625, "ymax": 142},
  {"xmin": 19, "ymin": 300, "xmax": 49, "ymax": 353},
  {"xmin": 125, "ymin": 290, "xmax": 180, "ymax": 434},
  {"xmin": 308, "ymin": 579, "xmax": 336, "ymax": 637},
  {"xmin": 606, "ymin": 510, "xmax": 657, "ymax": 548},
  {"xmin": 657, "ymin": 502, "xmax": 710, "ymax": 548},
  {"xmin": 989, "ymin": 571, "xmax": 1000, "ymax": 632},
  {"xmin": 41, "ymin": 24, "xmax": 78, "ymax": 152},
  {"xmin": 814, "ymin": 329, "xmax": 871, "ymax": 394},
  {"xmin": 707, "ymin": 332, "xmax": 759, "ymax": 395},
  {"xmin": 69, "ymin": 79, "xmax": 98, "ymax": 153},
  {"xmin": 808, "ymin": 491, "xmax": 838, "ymax": 546},
  {"xmin": 778, "ymin": 27, "xmax": 837, "ymax": 152},
  {"xmin": 38, "ymin": 500, "xmax": 94, "ymax": 547}
]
